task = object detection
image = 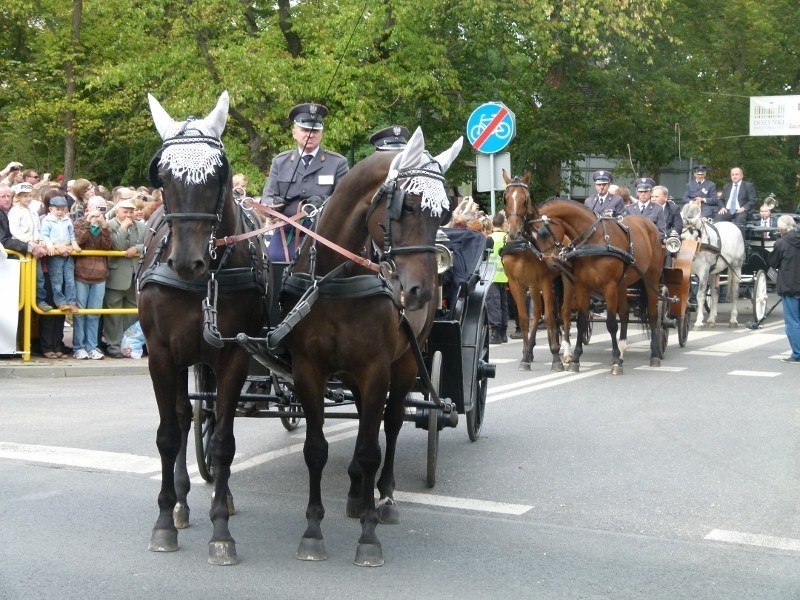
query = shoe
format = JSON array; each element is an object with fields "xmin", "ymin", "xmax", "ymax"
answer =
[
  {"xmin": 69, "ymin": 304, "xmax": 80, "ymax": 313},
  {"xmin": 42, "ymin": 351, "xmax": 59, "ymax": 359},
  {"xmin": 509, "ymin": 329, "xmax": 524, "ymax": 340},
  {"xmin": 74, "ymin": 349, "xmax": 89, "ymax": 360},
  {"xmin": 55, "ymin": 352, "xmax": 67, "ymax": 358},
  {"xmin": 107, "ymin": 351, "xmax": 125, "ymax": 359},
  {"xmin": 88, "ymin": 348, "xmax": 104, "ymax": 360},
  {"xmin": 781, "ymin": 357, "xmax": 800, "ymax": 364},
  {"xmin": 57, "ymin": 304, "xmax": 71, "ymax": 312},
  {"xmin": 37, "ymin": 301, "xmax": 53, "ymax": 312}
]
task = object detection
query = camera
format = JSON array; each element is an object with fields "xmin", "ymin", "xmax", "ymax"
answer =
[
  {"xmin": 98, "ymin": 205, "xmax": 107, "ymax": 212},
  {"xmin": 10, "ymin": 166, "xmax": 19, "ymax": 172}
]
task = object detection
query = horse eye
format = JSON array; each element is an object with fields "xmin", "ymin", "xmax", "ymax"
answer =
[{"xmin": 402, "ymin": 203, "xmax": 416, "ymax": 214}]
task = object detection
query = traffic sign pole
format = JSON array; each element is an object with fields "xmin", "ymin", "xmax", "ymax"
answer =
[{"xmin": 466, "ymin": 102, "xmax": 516, "ymax": 215}]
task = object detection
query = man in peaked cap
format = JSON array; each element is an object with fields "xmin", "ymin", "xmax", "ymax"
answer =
[
  {"xmin": 260, "ymin": 102, "xmax": 349, "ymax": 262},
  {"xmin": 369, "ymin": 125, "xmax": 410, "ymax": 151},
  {"xmin": 584, "ymin": 170, "xmax": 626, "ymax": 217},
  {"xmin": 683, "ymin": 164, "xmax": 719, "ymax": 219},
  {"xmin": 626, "ymin": 177, "xmax": 666, "ymax": 237}
]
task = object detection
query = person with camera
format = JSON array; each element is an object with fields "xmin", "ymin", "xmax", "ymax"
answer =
[
  {"xmin": 260, "ymin": 103, "xmax": 349, "ymax": 262},
  {"xmin": 72, "ymin": 196, "xmax": 112, "ymax": 359},
  {"xmin": 1, "ymin": 162, "xmax": 24, "ymax": 186},
  {"xmin": 768, "ymin": 215, "xmax": 800, "ymax": 364}
]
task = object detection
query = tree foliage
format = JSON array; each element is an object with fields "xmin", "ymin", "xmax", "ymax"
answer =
[{"xmin": 1, "ymin": 0, "xmax": 798, "ymax": 206}]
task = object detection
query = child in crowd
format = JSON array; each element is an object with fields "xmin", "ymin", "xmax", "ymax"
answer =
[
  {"xmin": 8, "ymin": 182, "xmax": 50, "ymax": 310},
  {"xmin": 40, "ymin": 196, "xmax": 81, "ymax": 312}
]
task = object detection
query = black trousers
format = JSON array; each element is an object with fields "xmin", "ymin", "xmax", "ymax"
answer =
[{"xmin": 487, "ymin": 282, "xmax": 509, "ymax": 329}]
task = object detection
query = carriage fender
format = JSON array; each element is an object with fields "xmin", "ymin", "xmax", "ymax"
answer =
[{"xmin": 663, "ymin": 238, "xmax": 699, "ymax": 318}]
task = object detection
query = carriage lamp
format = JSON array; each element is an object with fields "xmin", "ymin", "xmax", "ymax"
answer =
[
  {"xmin": 665, "ymin": 231, "xmax": 681, "ymax": 254},
  {"xmin": 435, "ymin": 244, "xmax": 453, "ymax": 274}
]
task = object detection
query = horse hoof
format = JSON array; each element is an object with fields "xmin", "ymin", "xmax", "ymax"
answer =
[
  {"xmin": 346, "ymin": 495, "xmax": 362, "ymax": 519},
  {"xmin": 563, "ymin": 355, "xmax": 573, "ymax": 364},
  {"xmin": 707, "ymin": 321, "xmax": 716, "ymax": 328},
  {"xmin": 377, "ymin": 498, "xmax": 400, "ymax": 524},
  {"xmin": 208, "ymin": 540, "xmax": 239, "ymax": 565},
  {"xmin": 551, "ymin": 361, "xmax": 564, "ymax": 372},
  {"xmin": 518, "ymin": 362, "xmax": 531, "ymax": 371},
  {"xmin": 297, "ymin": 537, "xmax": 327, "ymax": 561},
  {"xmin": 354, "ymin": 543, "xmax": 384, "ymax": 567},
  {"xmin": 649, "ymin": 358, "xmax": 661, "ymax": 368},
  {"xmin": 611, "ymin": 365, "xmax": 623, "ymax": 376},
  {"xmin": 173, "ymin": 503, "xmax": 190, "ymax": 529},
  {"xmin": 729, "ymin": 322, "xmax": 739, "ymax": 328},
  {"xmin": 567, "ymin": 362, "xmax": 580, "ymax": 373},
  {"xmin": 148, "ymin": 528, "xmax": 178, "ymax": 552}
]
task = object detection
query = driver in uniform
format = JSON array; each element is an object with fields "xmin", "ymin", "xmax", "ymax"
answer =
[
  {"xmin": 584, "ymin": 170, "xmax": 626, "ymax": 217},
  {"xmin": 260, "ymin": 103, "xmax": 349, "ymax": 262},
  {"xmin": 683, "ymin": 165, "xmax": 718, "ymax": 219},
  {"xmin": 626, "ymin": 177, "xmax": 667, "ymax": 237}
]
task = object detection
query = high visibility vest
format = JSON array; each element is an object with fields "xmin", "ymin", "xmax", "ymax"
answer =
[{"xmin": 489, "ymin": 230, "xmax": 508, "ymax": 283}]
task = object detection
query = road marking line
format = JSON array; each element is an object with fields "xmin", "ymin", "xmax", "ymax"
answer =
[
  {"xmin": 685, "ymin": 350, "xmax": 731, "ymax": 356},
  {"xmin": 488, "ymin": 369, "xmax": 604, "ymax": 402},
  {"xmin": 689, "ymin": 333, "xmax": 785, "ymax": 355},
  {"xmin": 291, "ymin": 420, "xmax": 357, "ymax": 439},
  {"xmin": 634, "ymin": 365, "xmax": 687, "ymax": 372},
  {"xmin": 705, "ymin": 529, "xmax": 800, "ymax": 552},
  {"xmin": 491, "ymin": 358, "xmax": 518, "ymax": 364},
  {"xmin": 0, "ymin": 441, "xmax": 161, "ymax": 474},
  {"xmin": 392, "ymin": 490, "xmax": 532, "ymax": 516},
  {"xmin": 728, "ymin": 370, "xmax": 781, "ymax": 377}
]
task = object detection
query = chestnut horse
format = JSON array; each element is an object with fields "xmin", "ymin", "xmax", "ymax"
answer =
[
  {"xmin": 531, "ymin": 199, "xmax": 665, "ymax": 375},
  {"xmin": 501, "ymin": 170, "xmax": 573, "ymax": 371},
  {"xmin": 277, "ymin": 128, "xmax": 463, "ymax": 566},
  {"xmin": 138, "ymin": 92, "xmax": 266, "ymax": 565}
]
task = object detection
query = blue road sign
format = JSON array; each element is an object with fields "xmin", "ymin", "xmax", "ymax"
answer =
[{"xmin": 466, "ymin": 102, "xmax": 516, "ymax": 154}]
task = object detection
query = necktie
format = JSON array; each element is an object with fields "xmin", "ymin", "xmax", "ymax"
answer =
[
  {"xmin": 599, "ymin": 196, "xmax": 605, "ymax": 206},
  {"xmin": 302, "ymin": 154, "xmax": 312, "ymax": 167},
  {"xmin": 727, "ymin": 183, "xmax": 739, "ymax": 211},
  {"xmin": 640, "ymin": 203, "xmax": 645, "ymax": 213}
]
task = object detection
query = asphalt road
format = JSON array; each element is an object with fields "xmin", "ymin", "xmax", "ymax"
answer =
[{"xmin": 2, "ymin": 299, "xmax": 800, "ymax": 599}]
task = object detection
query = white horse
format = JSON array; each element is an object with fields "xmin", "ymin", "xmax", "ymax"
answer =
[{"xmin": 680, "ymin": 203, "xmax": 745, "ymax": 328}]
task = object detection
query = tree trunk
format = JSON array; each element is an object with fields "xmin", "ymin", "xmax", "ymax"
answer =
[{"xmin": 63, "ymin": 0, "xmax": 82, "ymax": 182}]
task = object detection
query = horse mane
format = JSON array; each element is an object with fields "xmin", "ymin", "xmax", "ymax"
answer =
[
  {"xmin": 538, "ymin": 197, "xmax": 588, "ymax": 211},
  {"xmin": 680, "ymin": 202, "xmax": 701, "ymax": 227}
]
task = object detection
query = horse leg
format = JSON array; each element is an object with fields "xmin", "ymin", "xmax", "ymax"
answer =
[
  {"xmin": 375, "ymin": 354, "xmax": 416, "ymax": 525},
  {"xmin": 173, "ymin": 367, "xmax": 192, "ymax": 530},
  {"xmin": 352, "ymin": 373, "xmax": 390, "ymax": 567},
  {"xmin": 206, "ymin": 354, "xmax": 249, "ymax": 566},
  {"xmin": 605, "ymin": 287, "xmax": 622, "ymax": 375},
  {"xmin": 295, "ymin": 363, "xmax": 329, "ymax": 562},
  {"xmin": 729, "ymin": 266, "xmax": 741, "ymax": 327},
  {"xmin": 541, "ymin": 281, "xmax": 563, "ymax": 371},
  {"xmin": 560, "ymin": 278, "xmax": 574, "ymax": 363},
  {"xmin": 707, "ymin": 273, "xmax": 719, "ymax": 327},
  {"xmin": 692, "ymin": 268, "xmax": 709, "ymax": 329},
  {"xmin": 508, "ymin": 279, "xmax": 532, "ymax": 369},
  {"xmin": 148, "ymin": 359, "xmax": 185, "ymax": 553},
  {"xmin": 568, "ymin": 288, "xmax": 590, "ymax": 372}
]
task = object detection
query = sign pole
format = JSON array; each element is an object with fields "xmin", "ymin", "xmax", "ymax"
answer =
[{"xmin": 489, "ymin": 153, "xmax": 496, "ymax": 215}]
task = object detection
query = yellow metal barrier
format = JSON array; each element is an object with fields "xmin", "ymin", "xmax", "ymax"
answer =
[{"xmin": 11, "ymin": 250, "xmax": 139, "ymax": 361}]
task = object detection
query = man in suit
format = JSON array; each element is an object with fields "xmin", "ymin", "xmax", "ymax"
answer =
[
  {"xmin": 651, "ymin": 185, "xmax": 682, "ymax": 236},
  {"xmin": 260, "ymin": 103, "xmax": 349, "ymax": 262},
  {"xmin": 103, "ymin": 199, "xmax": 146, "ymax": 357},
  {"xmin": 717, "ymin": 166, "xmax": 756, "ymax": 226},
  {"xmin": 625, "ymin": 177, "xmax": 667, "ymax": 237},
  {"xmin": 683, "ymin": 165, "xmax": 718, "ymax": 219},
  {"xmin": 584, "ymin": 170, "xmax": 626, "ymax": 217}
]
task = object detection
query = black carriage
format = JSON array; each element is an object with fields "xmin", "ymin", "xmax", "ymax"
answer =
[
  {"xmin": 190, "ymin": 227, "xmax": 496, "ymax": 488},
  {"xmin": 742, "ymin": 222, "xmax": 780, "ymax": 323}
]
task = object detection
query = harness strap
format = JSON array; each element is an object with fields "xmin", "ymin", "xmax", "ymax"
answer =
[
  {"xmin": 214, "ymin": 209, "xmax": 307, "ymax": 246},
  {"xmin": 399, "ymin": 315, "xmax": 454, "ymax": 414},
  {"xmin": 246, "ymin": 199, "xmax": 382, "ymax": 273}
]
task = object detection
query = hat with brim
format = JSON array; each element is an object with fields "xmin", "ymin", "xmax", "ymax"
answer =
[
  {"xmin": 635, "ymin": 177, "xmax": 656, "ymax": 191},
  {"xmin": 592, "ymin": 170, "xmax": 613, "ymax": 184},
  {"xmin": 289, "ymin": 103, "xmax": 328, "ymax": 130},
  {"xmin": 49, "ymin": 196, "xmax": 68, "ymax": 207},
  {"xmin": 11, "ymin": 182, "xmax": 34, "ymax": 195},
  {"xmin": 692, "ymin": 165, "xmax": 708, "ymax": 174},
  {"xmin": 369, "ymin": 125, "xmax": 410, "ymax": 150},
  {"xmin": 117, "ymin": 199, "xmax": 136, "ymax": 210}
]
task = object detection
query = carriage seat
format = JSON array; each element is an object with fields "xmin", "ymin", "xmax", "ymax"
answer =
[{"xmin": 439, "ymin": 228, "xmax": 490, "ymax": 320}]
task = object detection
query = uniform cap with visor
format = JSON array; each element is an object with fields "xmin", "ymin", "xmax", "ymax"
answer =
[{"xmin": 289, "ymin": 103, "xmax": 328, "ymax": 130}]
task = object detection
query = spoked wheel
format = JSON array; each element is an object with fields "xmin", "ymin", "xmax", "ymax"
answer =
[
  {"xmin": 193, "ymin": 395, "xmax": 216, "ymax": 483},
  {"xmin": 657, "ymin": 290, "xmax": 670, "ymax": 359},
  {"xmin": 467, "ymin": 307, "xmax": 489, "ymax": 442},
  {"xmin": 426, "ymin": 351, "xmax": 443, "ymax": 488},
  {"xmin": 272, "ymin": 376, "xmax": 302, "ymax": 432},
  {"xmin": 582, "ymin": 316, "xmax": 593, "ymax": 344},
  {"xmin": 677, "ymin": 313, "xmax": 689, "ymax": 347},
  {"xmin": 751, "ymin": 270, "xmax": 768, "ymax": 323}
]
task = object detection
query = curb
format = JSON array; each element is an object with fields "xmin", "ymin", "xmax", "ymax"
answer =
[{"xmin": 0, "ymin": 357, "xmax": 150, "ymax": 378}]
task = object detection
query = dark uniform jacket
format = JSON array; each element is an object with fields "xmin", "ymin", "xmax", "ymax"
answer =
[
  {"xmin": 662, "ymin": 200, "xmax": 682, "ymax": 236},
  {"xmin": 683, "ymin": 179, "xmax": 718, "ymax": 219},
  {"xmin": 768, "ymin": 229, "xmax": 800, "ymax": 297},
  {"xmin": 625, "ymin": 201, "xmax": 667, "ymax": 237},
  {"xmin": 585, "ymin": 193, "xmax": 626, "ymax": 218},
  {"xmin": 260, "ymin": 147, "xmax": 349, "ymax": 262}
]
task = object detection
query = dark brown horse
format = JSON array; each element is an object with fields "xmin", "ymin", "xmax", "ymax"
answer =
[
  {"xmin": 531, "ymin": 199, "xmax": 665, "ymax": 375},
  {"xmin": 138, "ymin": 92, "xmax": 266, "ymax": 565},
  {"xmin": 501, "ymin": 170, "xmax": 574, "ymax": 371},
  {"xmin": 278, "ymin": 128, "xmax": 463, "ymax": 566}
]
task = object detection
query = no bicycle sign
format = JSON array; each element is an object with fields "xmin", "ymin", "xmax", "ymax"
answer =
[{"xmin": 466, "ymin": 102, "xmax": 515, "ymax": 154}]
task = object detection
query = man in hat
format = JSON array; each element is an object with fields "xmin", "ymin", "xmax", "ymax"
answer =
[
  {"xmin": 718, "ymin": 166, "xmax": 757, "ymax": 226},
  {"xmin": 626, "ymin": 177, "xmax": 666, "ymax": 237},
  {"xmin": 683, "ymin": 165, "xmax": 718, "ymax": 219},
  {"xmin": 260, "ymin": 103, "xmax": 349, "ymax": 262},
  {"xmin": 369, "ymin": 125, "xmax": 409, "ymax": 151},
  {"xmin": 584, "ymin": 170, "xmax": 626, "ymax": 217},
  {"xmin": 104, "ymin": 198, "xmax": 147, "ymax": 358}
]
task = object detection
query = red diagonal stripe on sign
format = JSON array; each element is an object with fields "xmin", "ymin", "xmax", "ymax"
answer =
[{"xmin": 473, "ymin": 106, "xmax": 508, "ymax": 150}]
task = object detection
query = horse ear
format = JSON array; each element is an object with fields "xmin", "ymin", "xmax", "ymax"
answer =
[
  {"xmin": 523, "ymin": 171, "xmax": 532, "ymax": 185},
  {"xmin": 502, "ymin": 168, "xmax": 511, "ymax": 184},
  {"xmin": 148, "ymin": 93, "xmax": 176, "ymax": 141},
  {"xmin": 202, "ymin": 91, "xmax": 229, "ymax": 139},
  {"xmin": 390, "ymin": 126, "xmax": 425, "ymax": 174},
  {"xmin": 431, "ymin": 136, "xmax": 463, "ymax": 174}
]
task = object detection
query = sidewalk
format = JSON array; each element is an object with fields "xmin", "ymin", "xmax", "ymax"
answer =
[{"xmin": 0, "ymin": 355, "xmax": 150, "ymax": 378}]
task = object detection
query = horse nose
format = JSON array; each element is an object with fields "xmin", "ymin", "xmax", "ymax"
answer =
[{"xmin": 168, "ymin": 256, "xmax": 206, "ymax": 280}]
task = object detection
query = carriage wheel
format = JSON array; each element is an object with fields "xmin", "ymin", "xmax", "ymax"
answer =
[
  {"xmin": 656, "ymin": 291, "xmax": 670, "ymax": 359},
  {"xmin": 677, "ymin": 314, "xmax": 689, "ymax": 348},
  {"xmin": 273, "ymin": 377, "xmax": 302, "ymax": 432},
  {"xmin": 582, "ymin": 315, "xmax": 593, "ymax": 345},
  {"xmin": 193, "ymin": 395, "xmax": 216, "ymax": 483},
  {"xmin": 466, "ymin": 307, "xmax": 489, "ymax": 442},
  {"xmin": 751, "ymin": 270, "xmax": 768, "ymax": 323},
  {"xmin": 426, "ymin": 351, "xmax": 443, "ymax": 488}
]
